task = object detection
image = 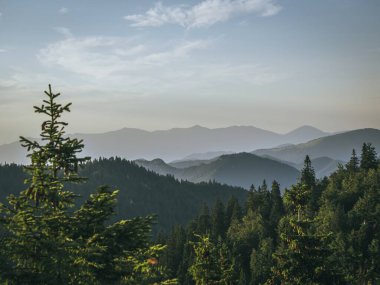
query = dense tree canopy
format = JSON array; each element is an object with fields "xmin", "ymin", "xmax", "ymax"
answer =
[{"xmin": 159, "ymin": 146, "xmax": 379, "ymax": 284}]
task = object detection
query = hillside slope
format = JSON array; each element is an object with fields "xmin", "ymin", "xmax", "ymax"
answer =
[
  {"xmin": 136, "ymin": 153, "xmax": 300, "ymax": 190},
  {"xmin": 0, "ymin": 158, "xmax": 247, "ymax": 232},
  {"xmin": 253, "ymin": 128, "xmax": 380, "ymax": 164}
]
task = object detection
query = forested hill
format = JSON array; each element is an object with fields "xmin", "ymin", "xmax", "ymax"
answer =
[
  {"xmin": 136, "ymin": 152, "xmax": 300, "ymax": 190},
  {"xmin": 0, "ymin": 158, "xmax": 248, "ymax": 232}
]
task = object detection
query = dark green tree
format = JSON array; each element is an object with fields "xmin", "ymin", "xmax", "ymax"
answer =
[
  {"xmin": 360, "ymin": 143, "xmax": 378, "ymax": 171},
  {"xmin": 211, "ymin": 199, "xmax": 226, "ymax": 240},
  {"xmin": 300, "ymin": 155, "xmax": 316, "ymax": 188},
  {"xmin": 271, "ymin": 183, "xmax": 338, "ymax": 284},
  {"xmin": 189, "ymin": 234, "xmax": 235, "ymax": 285},
  {"xmin": 250, "ymin": 238, "xmax": 274, "ymax": 285},
  {"xmin": 346, "ymin": 149, "xmax": 359, "ymax": 173},
  {"xmin": 0, "ymin": 85, "xmax": 173, "ymax": 285},
  {"xmin": 269, "ymin": 180, "xmax": 284, "ymax": 242},
  {"xmin": 196, "ymin": 203, "xmax": 211, "ymax": 235},
  {"xmin": 225, "ymin": 196, "xmax": 242, "ymax": 227},
  {"xmin": 161, "ymin": 225, "xmax": 187, "ymax": 278}
]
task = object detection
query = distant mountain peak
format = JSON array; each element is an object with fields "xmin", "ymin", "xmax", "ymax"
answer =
[
  {"xmin": 190, "ymin": 124, "xmax": 207, "ymax": 129},
  {"xmin": 285, "ymin": 125, "xmax": 328, "ymax": 135}
]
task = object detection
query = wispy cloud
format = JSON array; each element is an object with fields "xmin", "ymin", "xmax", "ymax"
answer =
[
  {"xmin": 124, "ymin": 0, "xmax": 281, "ymax": 28},
  {"xmin": 37, "ymin": 35, "xmax": 210, "ymax": 79},
  {"xmin": 0, "ymin": 49, "xmax": 7, "ymax": 53},
  {"xmin": 59, "ymin": 7, "xmax": 69, "ymax": 14}
]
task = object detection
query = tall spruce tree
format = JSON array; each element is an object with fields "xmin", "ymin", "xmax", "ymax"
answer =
[
  {"xmin": 271, "ymin": 183, "xmax": 339, "ymax": 284},
  {"xmin": 300, "ymin": 155, "xmax": 316, "ymax": 188},
  {"xmin": 346, "ymin": 149, "xmax": 359, "ymax": 173},
  {"xmin": 0, "ymin": 85, "xmax": 174, "ymax": 285},
  {"xmin": 211, "ymin": 199, "xmax": 226, "ymax": 240},
  {"xmin": 360, "ymin": 143, "xmax": 378, "ymax": 171},
  {"xmin": 225, "ymin": 196, "xmax": 242, "ymax": 227}
]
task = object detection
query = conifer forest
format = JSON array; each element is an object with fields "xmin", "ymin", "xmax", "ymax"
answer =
[{"xmin": 0, "ymin": 86, "xmax": 379, "ymax": 284}]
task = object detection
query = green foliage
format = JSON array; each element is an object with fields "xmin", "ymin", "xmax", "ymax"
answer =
[
  {"xmin": 272, "ymin": 183, "xmax": 338, "ymax": 284},
  {"xmin": 225, "ymin": 196, "xmax": 242, "ymax": 225},
  {"xmin": 19, "ymin": 85, "xmax": 89, "ymax": 207},
  {"xmin": 189, "ymin": 234, "xmax": 235, "ymax": 285},
  {"xmin": 0, "ymin": 85, "xmax": 173, "ymax": 285},
  {"xmin": 300, "ymin": 155, "xmax": 316, "ymax": 188},
  {"xmin": 250, "ymin": 238, "xmax": 274, "ymax": 285},
  {"xmin": 360, "ymin": 143, "xmax": 378, "ymax": 171},
  {"xmin": 211, "ymin": 199, "xmax": 226, "ymax": 240},
  {"xmin": 0, "ymin": 159, "xmax": 248, "ymax": 234},
  {"xmin": 346, "ymin": 148, "xmax": 359, "ymax": 173}
]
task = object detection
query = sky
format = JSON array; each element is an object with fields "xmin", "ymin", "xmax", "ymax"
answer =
[{"xmin": 0, "ymin": 0, "xmax": 379, "ymax": 144}]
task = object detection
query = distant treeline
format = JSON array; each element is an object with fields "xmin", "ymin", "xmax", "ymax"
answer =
[{"xmin": 0, "ymin": 157, "xmax": 247, "ymax": 233}]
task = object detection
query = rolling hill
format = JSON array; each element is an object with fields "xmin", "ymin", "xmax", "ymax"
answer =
[
  {"xmin": 257, "ymin": 154, "xmax": 343, "ymax": 178},
  {"xmin": 136, "ymin": 152, "xmax": 300, "ymax": 190},
  {"xmin": 253, "ymin": 128, "xmax": 380, "ymax": 164},
  {"xmin": 0, "ymin": 158, "xmax": 247, "ymax": 233}
]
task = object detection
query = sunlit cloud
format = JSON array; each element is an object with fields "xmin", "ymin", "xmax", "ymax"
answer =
[{"xmin": 124, "ymin": 0, "xmax": 281, "ymax": 28}]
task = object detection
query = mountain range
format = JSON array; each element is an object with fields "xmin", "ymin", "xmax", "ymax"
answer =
[
  {"xmin": 133, "ymin": 128, "xmax": 380, "ymax": 188},
  {"xmin": 253, "ymin": 128, "xmax": 380, "ymax": 163},
  {"xmin": 136, "ymin": 153, "xmax": 300, "ymax": 190},
  {"xmin": 0, "ymin": 125, "xmax": 330, "ymax": 164}
]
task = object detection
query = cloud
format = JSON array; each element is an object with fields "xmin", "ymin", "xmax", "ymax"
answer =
[
  {"xmin": 137, "ymin": 40, "xmax": 210, "ymax": 65},
  {"xmin": 59, "ymin": 7, "xmax": 69, "ymax": 14},
  {"xmin": 124, "ymin": 0, "xmax": 281, "ymax": 28},
  {"xmin": 0, "ymin": 49, "xmax": 7, "ymax": 53},
  {"xmin": 37, "ymin": 36, "xmax": 210, "ymax": 79},
  {"xmin": 34, "ymin": 35, "xmax": 284, "ymax": 97}
]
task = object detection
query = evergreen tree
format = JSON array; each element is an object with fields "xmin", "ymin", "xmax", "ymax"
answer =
[
  {"xmin": 196, "ymin": 203, "xmax": 211, "ymax": 235},
  {"xmin": 0, "ymin": 85, "xmax": 173, "ymax": 284},
  {"xmin": 162, "ymin": 225, "xmax": 187, "ymax": 278},
  {"xmin": 271, "ymin": 183, "xmax": 339, "ymax": 284},
  {"xmin": 269, "ymin": 180, "xmax": 284, "ymax": 242},
  {"xmin": 300, "ymin": 155, "xmax": 322, "ymax": 216},
  {"xmin": 250, "ymin": 238, "xmax": 274, "ymax": 285},
  {"xmin": 228, "ymin": 209, "xmax": 266, "ymax": 284},
  {"xmin": 225, "ymin": 196, "xmax": 242, "ymax": 227},
  {"xmin": 346, "ymin": 149, "xmax": 359, "ymax": 173},
  {"xmin": 189, "ymin": 234, "xmax": 234, "ymax": 285},
  {"xmin": 300, "ymin": 155, "xmax": 316, "ymax": 188},
  {"xmin": 360, "ymin": 143, "xmax": 378, "ymax": 171},
  {"xmin": 211, "ymin": 199, "xmax": 226, "ymax": 240}
]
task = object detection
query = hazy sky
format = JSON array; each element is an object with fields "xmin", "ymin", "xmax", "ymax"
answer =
[{"xmin": 0, "ymin": 0, "xmax": 379, "ymax": 144}]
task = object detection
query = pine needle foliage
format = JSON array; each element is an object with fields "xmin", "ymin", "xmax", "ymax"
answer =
[{"xmin": 0, "ymin": 85, "xmax": 174, "ymax": 285}]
